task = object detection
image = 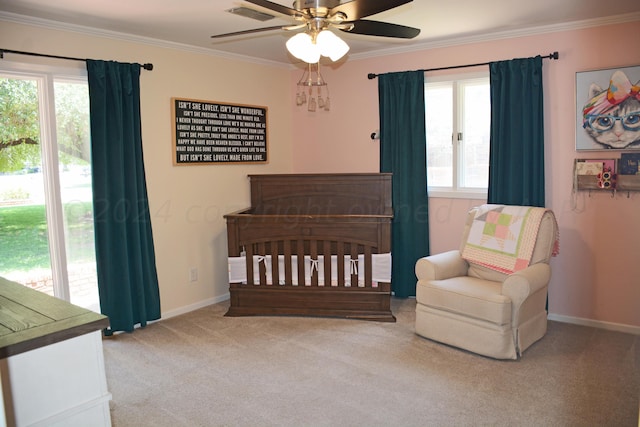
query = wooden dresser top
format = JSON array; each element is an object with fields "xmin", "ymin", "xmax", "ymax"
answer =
[{"xmin": 0, "ymin": 277, "xmax": 108, "ymax": 359}]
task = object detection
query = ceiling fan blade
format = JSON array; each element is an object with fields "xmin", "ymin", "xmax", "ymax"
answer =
[
  {"xmin": 245, "ymin": 0, "xmax": 305, "ymax": 18},
  {"xmin": 331, "ymin": 0, "xmax": 413, "ymax": 21},
  {"xmin": 211, "ymin": 25, "xmax": 285, "ymax": 39},
  {"xmin": 341, "ymin": 19, "xmax": 420, "ymax": 39}
]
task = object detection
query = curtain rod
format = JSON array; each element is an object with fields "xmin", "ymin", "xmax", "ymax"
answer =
[
  {"xmin": 367, "ymin": 51, "xmax": 558, "ymax": 79},
  {"xmin": 0, "ymin": 48, "xmax": 154, "ymax": 70}
]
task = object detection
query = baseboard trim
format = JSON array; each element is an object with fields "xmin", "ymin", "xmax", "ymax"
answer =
[
  {"xmin": 548, "ymin": 313, "xmax": 640, "ymax": 335},
  {"xmin": 161, "ymin": 294, "xmax": 230, "ymax": 320},
  {"xmin": 161, "ymin": 299, "xmax": 640, "ymax": 335}
]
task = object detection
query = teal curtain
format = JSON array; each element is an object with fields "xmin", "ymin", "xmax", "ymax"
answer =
[
  {"xmin": 378, "ymin": 70, "xmax": 429, "ymax": 297},
  {"xmin": 87, "ymin": 60, "xmax": 161, "ymax": 334},
  {"xmin": 488, "ymin": 56, "xmax": 545, "ymax": 207}
]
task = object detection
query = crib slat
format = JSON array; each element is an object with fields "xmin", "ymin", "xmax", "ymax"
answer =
[
  {"xmin": 297, "ymin": 239, "xmax": 305, "ymax": 286},
  {"xmin": 323, "ymin": 240, "xmax": 331, "ymax": 287},
  {"xmin": 271, "ymin": 241, "xmax": 280, "ymax": 285},
  {"xmin": 257, "ymin": 242, "xmax": 267, "ymax": 285},
  {"xmin": 364, "ymin": 246, "xmax": 372, "ymax": 288},
  {"xmin": 246, "ymin": 245, "xmax": 254, "ymax": 285},
  {"xmin": 284, "ymin": 240, "xmax": 292, "ymax": 286},
  {"xmin": 310, "ymin": 239, "xmax": 318, "ymax": 286},
  {"xmin": 350, "ymin": 243, "xmax": 358, "ymax": 287},
  {"xmin": 337, "ymin": 242, "xmax": 345, "ymax": 287}
]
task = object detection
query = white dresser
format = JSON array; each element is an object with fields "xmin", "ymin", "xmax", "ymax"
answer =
[{"xmin": 0, "ymin": 277, "xmax": 111, "ymax": 427}]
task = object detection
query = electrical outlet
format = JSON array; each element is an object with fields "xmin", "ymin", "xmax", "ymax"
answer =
[{"xmin": 189, "ymin": 267, "xmax": 198, "ymax": 282}]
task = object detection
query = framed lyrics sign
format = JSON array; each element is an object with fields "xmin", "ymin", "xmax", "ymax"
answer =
[{"xmin": 171, "ymin": 97, "xmax": 268, "ymax": 164}]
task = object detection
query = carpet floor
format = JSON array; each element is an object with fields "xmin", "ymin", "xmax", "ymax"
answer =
[{"xmin": 103, "ymin": 298, "xmax": 639, "ymax": 427}]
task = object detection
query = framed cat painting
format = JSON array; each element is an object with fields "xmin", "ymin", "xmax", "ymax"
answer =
[{"xmin": 576, "ymin": 65, "xmax": 640, "ymax": 151}]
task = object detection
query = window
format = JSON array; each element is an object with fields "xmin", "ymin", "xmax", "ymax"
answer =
[
  {"xmin": 0, "ymin": 61, "xmax": 99, "ymax": 311},
  {"xmin": 425, "ymin": 73, "xmax": 490, "ymax": 198}
]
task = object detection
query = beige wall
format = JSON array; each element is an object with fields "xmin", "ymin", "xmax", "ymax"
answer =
[
  {"xmin": 291, "ymin": 21, "xmax": 640, "ymax": 329},
  {"xmin": 0, "ymin": 20, "xmax": 294, "ymax": 316},
  {"xmin": 3, "ymin": 17, "xmax": 639, "ymax": 330}
]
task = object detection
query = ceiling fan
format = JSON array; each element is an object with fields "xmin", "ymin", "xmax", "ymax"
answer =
[{"xmin": 211, "ymin": 0, "xmax": 420, "ymax": 63}]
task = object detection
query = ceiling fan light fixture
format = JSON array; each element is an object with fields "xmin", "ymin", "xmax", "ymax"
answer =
[
  {"xmin": 287, "ymin": 29, "xmax": 349, "ymax": 63},
  {"xmin": 316, "ymin": 29, "xmax": 349, "ymax": 62},
  {"xmin": 286, "ymin": 32, "xmax": 320, "ymax": 63}
]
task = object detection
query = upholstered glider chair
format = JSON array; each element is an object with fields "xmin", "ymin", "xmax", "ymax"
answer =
[{"xmin": 415, "ymin": 204, "xmax": 559, "ymax": 360}]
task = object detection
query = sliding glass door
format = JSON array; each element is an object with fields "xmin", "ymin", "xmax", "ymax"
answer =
[{"xmin": 0, "ymin": 62, "xmax": 99, "ymax": 311}]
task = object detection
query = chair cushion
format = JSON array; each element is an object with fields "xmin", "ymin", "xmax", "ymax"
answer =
[{"xmin": 416, "ymin": 277, "xmax": 512, "ymax": 325}]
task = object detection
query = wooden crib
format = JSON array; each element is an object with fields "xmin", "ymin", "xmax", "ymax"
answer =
[{"xmin": 224, "ymin": 173, "xmax": 395, "ymax": 322}]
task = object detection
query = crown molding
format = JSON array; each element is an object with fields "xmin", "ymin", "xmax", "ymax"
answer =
[
  {"xmin": 350, "ymin": 11, "xmax": 640, "ymax": 61},
  {"xmin": 0, "ymin": 11, "xmax": 291, "ymax": 69},
  {"xmin": 2, "ymin": 10, "xmax": 639, "ymax": 67}
]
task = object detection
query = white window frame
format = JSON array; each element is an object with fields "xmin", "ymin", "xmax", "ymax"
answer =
[
  {"xmin": 425, "ymin": 71, "xmax": 489, "ymax": 200},
  {"xmin": 1, "ymin": 59, "xmax": 88, "ymax": 302}
]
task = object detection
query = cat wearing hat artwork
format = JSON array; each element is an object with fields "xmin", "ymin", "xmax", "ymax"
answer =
[{"xmin": 581, "ymin": 70, "xmax": 640, "ymax": 150}]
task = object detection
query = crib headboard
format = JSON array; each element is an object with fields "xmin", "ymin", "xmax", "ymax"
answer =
[{"xmin": 247, "ymin": 173, "xmax": 392, "ymax": 216}]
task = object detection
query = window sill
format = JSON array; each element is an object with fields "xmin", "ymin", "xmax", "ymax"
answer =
[{"xmin": 427, "ymin": 189, "xmax": 487, "ymax": 200}]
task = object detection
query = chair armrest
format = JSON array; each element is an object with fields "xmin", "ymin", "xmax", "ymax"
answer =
[
  {"xmin": 415, "ymin": 250, "xmax": 469, "ymax": 281},
  {"xmin": 501, "ymin": 263, "xmax": 551, "ymax": 306}
]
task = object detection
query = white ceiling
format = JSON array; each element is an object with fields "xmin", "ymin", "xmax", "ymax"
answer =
[{"xmin": 1, "ymin": 0, "xmax": 639, "ymax": 66}]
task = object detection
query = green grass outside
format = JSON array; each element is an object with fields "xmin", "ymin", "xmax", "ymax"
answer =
[{"xmin": 0, "ymin": 202, "xmax": 95, "ymax": 273}]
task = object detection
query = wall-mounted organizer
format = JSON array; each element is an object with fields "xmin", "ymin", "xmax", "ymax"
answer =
[{"xmin": 574, "ymin": 154, "xmax": 640, "ymax": 196}]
